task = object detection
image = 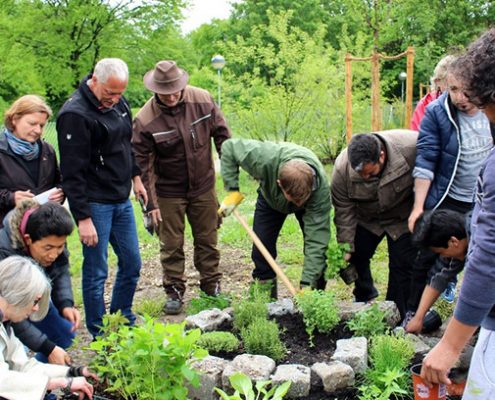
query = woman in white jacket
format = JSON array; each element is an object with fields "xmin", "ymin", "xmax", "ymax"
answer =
[{"xmin": 0, "ymin": 256, "xmax": 95, "ymax": 399}]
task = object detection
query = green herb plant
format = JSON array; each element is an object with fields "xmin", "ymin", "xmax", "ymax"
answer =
[
  {"xmin": 346, "ymin": 303, "xmax": 389, "ymax": 337},
  {"xmin": 241, "ymin": 318, "xmax": 286, "ymax": 361},
  {"xmin": 295, "ymin": 289, "xmax": 340, "ymax": 346},
  {"xmin": 88, "ymin": 316, "xmax": 207, "ymax": 400},
  {"xmin": 233, "ymin": 288, "xmax": 269, "ymax": 332},
  {"xmin": 186, "ymin": 291, "xmax": 231, "ymax": 315},
  {"xmin": 215, "ymin": 372, "xmax": 291, "ymax": 400},
  {"xmin": 361, "ymin": 332, "xmax": 414, "ymax": 398},
  {"xmin": 358, "ymin": 369, "xmax": 408, "ymax": 400},
  {"xmin": 197, "ymin": 331, "xmax": 240, "ymax": 353},
  {"xmin": 325, "ymin": 234, "xmax": 351, "ymax": 280}
]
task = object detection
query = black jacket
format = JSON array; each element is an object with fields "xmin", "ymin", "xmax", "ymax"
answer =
[
  {"xmin": 57, "ymin": 75, "xmax": 140, "ymax": 221},
  {"xmin": 0, "ymin": 133, "xmax": 61, "ymax": 227},
  {"xmin": 0, "ymin": 212, "xmax": 74, "ymax": 356}
]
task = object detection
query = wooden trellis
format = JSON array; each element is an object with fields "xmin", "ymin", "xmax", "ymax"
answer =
[{"xmin": 345, "ymin": 46, "xmax": 415, "ymax": 142}]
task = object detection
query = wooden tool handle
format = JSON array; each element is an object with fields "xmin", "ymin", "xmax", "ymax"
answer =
[{"xmin": 233, "ymin": 209, "xmax": 298, "ymax": 296}]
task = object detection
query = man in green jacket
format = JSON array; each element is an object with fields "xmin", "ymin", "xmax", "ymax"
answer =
[{"xmin": 219, "ymin": 138, "xmax": 331, "ymax": 295}]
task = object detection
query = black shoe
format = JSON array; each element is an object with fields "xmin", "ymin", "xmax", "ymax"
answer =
[{"xmin": 164, "ymin": 287, "xmax": 183, "ymax": 315}]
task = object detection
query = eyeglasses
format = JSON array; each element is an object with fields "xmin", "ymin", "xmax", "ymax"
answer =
[{"xmin": 33, "ymin": 298, "xmax": 41, "ymax": 306}]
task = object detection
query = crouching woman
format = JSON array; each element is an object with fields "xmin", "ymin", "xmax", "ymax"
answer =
[{"xmin": 0, "ymin": 256, "xmax": 96, "ymax": 399}]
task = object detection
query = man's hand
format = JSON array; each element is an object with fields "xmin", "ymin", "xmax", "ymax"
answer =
[
  {"xmin": 48, "ymin": 345, "xmax": 71, "ymax": 365},
  {"xmin": 48, "ymin": 188, "xmax": 65, "ymax": 204},
  {"xmin": 218, "ymin": 191, "xmax": 245, "ymax": 217},
  {"xmin": 133, "ymin": 176, "xmax": 148, "ymax": 206},
  {"xmin": 405, "ymin": 314, "xmax": 423, "ymax": 334},
  {"xmin": 78, "ymin": 218, "xmax": 98, "ymax": 247},
  {"xmin": 421, "ymin": 341, "xmax": 458, "ymax": 386},
  {"xmin": 149, "ymin": 209, "xmax": 162, "ymax": 227},
  {"xmin": 408, "ymin": 207, "xmax": 423, "ymax": 232},
  {"xmin": 62, "ymin": 306, "xmax": 81, "ymax": 332}
]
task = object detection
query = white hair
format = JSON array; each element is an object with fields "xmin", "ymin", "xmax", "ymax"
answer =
[
  {"xmin": 0, "ymin": 256, "xmax": 51, "ymax": 321},
  {"xmin": 93, "ymin": 58, "xmax": 129, "ymax": 83}
]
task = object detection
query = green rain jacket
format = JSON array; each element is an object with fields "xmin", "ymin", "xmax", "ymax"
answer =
[{"xmin": 221, "ymin": 138, "xmax": 331, "ymax": 286}]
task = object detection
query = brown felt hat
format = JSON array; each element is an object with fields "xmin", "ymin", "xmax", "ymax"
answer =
[{"xmin": 143, "ymin": 60, "xmax": 189, "ymax": 95}]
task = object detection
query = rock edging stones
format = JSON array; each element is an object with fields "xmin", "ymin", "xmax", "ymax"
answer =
[{"xmin": 186, "ymin": 300, "xmax": 442, "ymax": 399}]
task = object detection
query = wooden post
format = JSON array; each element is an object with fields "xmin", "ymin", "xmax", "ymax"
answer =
[
  {"xmin": 371, "ymin": 52, "xmax": 382, "ymax": 131},
  {"xmin": 345, "ymin": 54, "xmax": 353, "ymax": 143},
  {"xmin": 405, "ymin": 46, "xmax": 415, "ymax": 128}
]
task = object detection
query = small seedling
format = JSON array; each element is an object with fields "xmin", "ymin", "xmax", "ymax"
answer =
[{"xmin": 215, "ymin": 372, "xmax": 291, "ymax": 400}]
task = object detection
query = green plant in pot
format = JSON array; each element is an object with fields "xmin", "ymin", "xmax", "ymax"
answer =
[{"xmin": 325, "ymin": 238, "xmax": 357, "ymax": 285}]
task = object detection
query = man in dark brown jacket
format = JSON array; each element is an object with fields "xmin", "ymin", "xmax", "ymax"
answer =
[
  {"xmin": 132, "ymin": 60, "xmax": 231, "ymax": 314},
  {"xmin": 331, "ymin": 130, "xmax": 418, "ymax": 320}
]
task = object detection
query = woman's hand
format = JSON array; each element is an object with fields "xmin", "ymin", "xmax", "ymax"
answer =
[{"xmin": 14, "ymin": 190, "xmax": 34, "ymax": 205}]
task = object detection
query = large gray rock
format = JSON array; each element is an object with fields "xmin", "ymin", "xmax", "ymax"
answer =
[
  {"xmin": 338, "ymin": 301, "xmax": 401, "ymax": 327},
  {"xmin": 222, "ymin": 354, "xmax": 276, "ymax": 389},
  {"xmin": 268, "ymin": 298, "xmax": 297, "ymax": 317},
  {"xmin": 406, "ymin": 333, "xmax": 431, "ymax": 356},
  {"xmin": 185, "ymin": 308, "xmax": 232, "ymax": 332},
  {"xmin": 271, "ymin": 364, "xmax": 310, "ymax": 398},
  {"xmin": 311, "ymin": 361, "xmax": 355, "ymax": 393},
  {"xmin": 332, "ymin": 337, "xmax": 368, "ymax": 374},
  {"xmin": 188, "ymin": 356, "xmax": 230, "ymax": 400}
]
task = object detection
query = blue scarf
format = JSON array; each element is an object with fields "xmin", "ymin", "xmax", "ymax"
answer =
[{"xmin": 3, "ymin": 128, "xmax": 39, "ymax": 161}]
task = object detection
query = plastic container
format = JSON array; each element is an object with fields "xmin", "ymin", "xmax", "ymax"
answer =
[
  {"xmin": 411, "ymin": 363, "xmax": 447, "ymax": 400},
  {"xmin": 339, "ymin": 263, "xmax": 358, "ymax": 285}
]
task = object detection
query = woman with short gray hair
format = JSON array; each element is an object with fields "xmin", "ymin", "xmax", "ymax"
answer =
[{"xmin": 0, "ymin": 256, "xmax": 96, "ymax": 399}]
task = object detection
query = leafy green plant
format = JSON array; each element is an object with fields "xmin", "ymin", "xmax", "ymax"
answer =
[
  {"xmin": 295, "ymin": 290, "xmax": 340, "ymax": 346},
  {"xmin": 358, "ymin": 369, "xmax": 408, "ymax": 400},
  {"xmin": 363, "ymin": 332, "xmax": 414, "ymax": 396},
  {"xmin": 215, "ymin": 372, "xmax": 291, "ymax": 400},
  {"xmin": 347, "ymin": 303, "xmax": 389, "ymax": 337},
  {"xmin": 186, "ymin": 291, "xmax": 231, "ymax": 315},
  {"xmin": 325, "ymin": 231, "xmax": 351, "ymax": 280},
  {"xmin": 233, "ymin": 291, "xmax": 269, "ymax": 332},
  {"xmin": 241, "ymin": 318, "xmax": 286, "ymax": 361},
  {"xmin": 197, "ymin": 331, "xmax": 240, "ymax": 353},
  {"xmin": 88, "ymin": 316, "xmax": 207, "ymax": 399},
  {"xmin": 134, "ymin": 297, "xmax": 166, "ymax": 318}
]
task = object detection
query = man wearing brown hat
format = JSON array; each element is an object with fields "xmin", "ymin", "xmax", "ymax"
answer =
[{"xmin": 132, "ymin": 60, "xmax": 231, "ymax": 314}]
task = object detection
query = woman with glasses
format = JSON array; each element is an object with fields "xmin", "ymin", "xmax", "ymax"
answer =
[{"xmin": 0, "ymin": 199, "xmax": 79, "ymax": 365}]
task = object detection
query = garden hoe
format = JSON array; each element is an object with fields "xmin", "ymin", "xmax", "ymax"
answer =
[{"xmin": 232, "ymin": 208, "xmax": 298, "ymax": 297}]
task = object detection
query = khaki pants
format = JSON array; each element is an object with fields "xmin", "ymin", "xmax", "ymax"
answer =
[{"xmin": 157, "ymin": 188, "xmax": 221, "ymax": 296}]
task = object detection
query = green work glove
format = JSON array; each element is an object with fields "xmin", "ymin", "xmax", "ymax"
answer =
[{"xmin": 218, "ymin": 191, "xmax": 245, "ymax": 217}]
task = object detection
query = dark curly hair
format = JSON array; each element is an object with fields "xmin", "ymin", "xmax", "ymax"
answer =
[{"xmin": 462, "ymin": 28, "xmax": 495, "ymax": 107}]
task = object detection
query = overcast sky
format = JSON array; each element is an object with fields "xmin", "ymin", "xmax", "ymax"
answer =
[{"xmin": 181, "ymin": 0, "xmax": 238, "ymax": 34}]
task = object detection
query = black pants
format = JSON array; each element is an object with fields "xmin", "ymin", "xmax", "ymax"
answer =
[
  {"xmin": 350, "ymin": 225, "xmax": 417, "ymax": 319},
  {"xmin": 406, "ymin": 196, "xmax": 472, "ymax": 312},
  {"xmin": 251, "ymin": 192, "xmax": 326, "ymax": 289}
]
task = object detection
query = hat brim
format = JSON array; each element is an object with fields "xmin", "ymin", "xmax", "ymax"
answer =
[{"xmin": 143, "ymin": 69, "xmax": 189, "ymax": 95}]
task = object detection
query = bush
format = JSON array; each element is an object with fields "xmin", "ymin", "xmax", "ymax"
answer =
[
  {"xmin": 186, "ymin": 291, "xmax": 231, "ymax": 315},
  {"xmin": 197, "ymin": 331, "xmax": 240, "ymax": 353},
  {"xmin": 241, "ymin": 318, "xmax": 286, "ymax": 361},
  {"xmin": 346, "ymin": 303, "xmax": 388, "ymax": 337},
  {"xmin": 88, "ymin": 316, "xmax": 207, "ymax": 400},
  {"xmin": 295, "ymin": 289, "xmax": 340, "ymax": 346}
]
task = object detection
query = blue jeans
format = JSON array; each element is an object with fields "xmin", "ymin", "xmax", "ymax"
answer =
[
  {"xmin": 82, "ymin": 200, "xmax": 141, "ymax": 337},
  {"xmin": 33, "ymin": 301, "xmax": 75, "ymax": 363}
]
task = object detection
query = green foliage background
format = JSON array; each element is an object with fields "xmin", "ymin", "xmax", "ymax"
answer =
[{"xmin": 2, "ymin": 0, "xmax": 493, "ymax": 159}]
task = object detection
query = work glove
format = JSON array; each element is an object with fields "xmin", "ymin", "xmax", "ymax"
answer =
[{"xmin": 218, "ymin": 191, "xmax": 245, "ymax": 217}]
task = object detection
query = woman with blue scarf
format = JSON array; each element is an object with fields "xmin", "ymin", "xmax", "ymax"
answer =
[{"xmin": 0, "ymin": 95, "xmax": 64, "ymax": 227}]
